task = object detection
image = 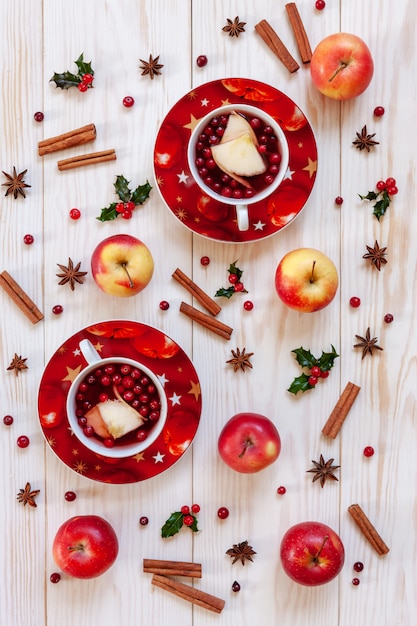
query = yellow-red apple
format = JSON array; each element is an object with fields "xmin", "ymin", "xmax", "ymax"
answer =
[
  {"xmin": 310, "ymin": 33, "xmax": 374, "ymax": 100},
  {"xmin": 91, "ymin": 234, "xmax": 154, "ymax": 297},
  {"xmin": 275, "ymin": 248, "xmax": 338, "ymax": 312}
]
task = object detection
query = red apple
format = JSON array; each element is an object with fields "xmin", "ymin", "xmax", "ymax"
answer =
[
  {"xmin": 275, "ymin": 248, "xmax": 338, "ymax": 312},
  {"xmin": 218, "ymin": 412, "xmax": 281, "ymax": 473},
  {"xmin": 310, "ymin": 32, "xmax": 374, "ymax": 100},
  {"xmin": 52, "ymin": 515, "xmax": 119, "ymax": 579},
  {"xmin": 280, "ymin": 521, "xmax": 345, "ymax": 586},
  {"xmin": 91, "ymin": 234, "xmax": 154, "ymax": 297}
]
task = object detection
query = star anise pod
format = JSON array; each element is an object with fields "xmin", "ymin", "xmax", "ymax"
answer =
[
  {"xmin": 7, "ymin": 353, "xmax": 28, "ymax": 376},
  {"xmin": 354, "ymin": 327, "xmax": 383, "ymax": 359},
  {"xmin": 56, "ymin": 258, "xmax": 87, "ymax": 290},
  {"xmin": 307, "ymin": 454, "xmax": 340, "ymax": 488},
  {"xmin": 17, "ymin": 482, "xmax": 40, "ymax": 507},
  {"xmin": 2, "ymin": 167, "xmax": 31, "ymax": 199},
  {"xmin": 222, "ymin": 16, "xmax": 246, "ymax": 37},
  {"xmin": 363, "ymin": 240, "xmax": 387, "ymax": 271},
  {"xmin": 226, "ymin": 347, "xmax": 254, "ymax": 372},
  {"xmin": 352, "ymin": 125, "xmax": 379, "ymax": 152},
  {"xmin": 226, "ymin": 540, "xmax": 256, "ymax": 565},
  {"xmin": 139, "ymin": 54, "xmax": 163, "ymax": 79}
]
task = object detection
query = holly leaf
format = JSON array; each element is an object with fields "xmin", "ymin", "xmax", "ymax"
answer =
[
  {"xmin": 291, "ymin": 347, "xmax": 317, "ymax": 369},
  {"xmin": 96, "ymin": 202, "xmax": 119, "ymax": 222},
  {"xmin": 215, "ymin": 286, "xmax": 235, "ymax": 299},
  {"xmin": 131, "ymin": 180, "xmax": 152, "ymax": 205},
  {"xmin": 74, "ymin": 53, "xmax": 94, "ymax": 78},
  {"xmin": 161, "ymin": 511, "xmax": 184, "ymax": 538},
  {"xmin": 317, "ymin": 345, "xmax": 339, "ymax": 371},
  {"xmin": 358, "ymin": 191, "xmax": 378, "ymax": 202},
  {"xmin": 114, "ymin": 175, "xmax": 132, "ymax": 202},
  {"xmin": 288, "ymin": 373, "xmax": 314, "ymax": 394},
  {"xmin": 229, "ymin": 260, "xmax": 243, "ymax": 281},
  {"xmin": 372, "ymin": 191, "xmax": 391, "ymax": 220},
  {"xmin": 50, "ymin": 70, "xmax": 80, "ymax": 89}
]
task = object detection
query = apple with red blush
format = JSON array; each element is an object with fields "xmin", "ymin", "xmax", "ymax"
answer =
[
  {"xmin": 52, "ymin": 515, "xmax": 119, "ymax": 579},
  {"xmin": 218, "ymin": 412, "xmax": 281, "ymax": 473},
  {"xmin": 310, "ymin": 33, "xmax": 374, "ymax": 100},
  {"xmin": 280, "ymin": 521, "xmax": 345, "ymax": 586}
]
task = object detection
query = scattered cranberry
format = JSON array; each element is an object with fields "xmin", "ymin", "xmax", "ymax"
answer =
[
  {"xmin": 232, "ymin": 581, "xmax": 241, "ymax": 592},
  {"xmin": 374, "ymin": 106, "xmax": 385, "ymax": 117},
  {"xmin": 69, "ymin": 208, "xmax": 81, "ymax": 220},
  {"xmin": 50, "ymin": 572, "xmax": 61, "ymax": 584},
  {"xmin": 196, "ymin": 55, "xmax": 208, "ymax": 67},
  {"xmin": 34, "ymin": 111, "xmax": 44, "ymax": 122},
  {"xmin": 200, "ymin": 256, "xmax": 210, "ymax": 266},
  {"xmin": 17, "ymin": 435, "xmax": 30, "ymax": 448},
  {"xmin": 191, "ymin": 503, "xmax": 200, "ymax": 513},
  {"xmin": 183, "ymin": 515, "xmax": 194, "ymax": 526},
  {"xmin": 384, "ymin": 313, "xmax": 394, "ymax": 323},
  {"xmin": 335, "ymin": 196, "xmax": 344, "ymax": 205},
  {"xmin": 243, "ymin": 300, "xmax": 253, "ymax": 311},
  {"xmin": 77, "ymin": 82, "xmax": 88, "ymax": 93},
  {"xmin": 64, "ymin": 491, "xmax": 77, "ymax": 502},
  {"xmin": 353, "ymin": 561, "xmax": 364, "ymax": 572},
  {"xmin": 315, "ymin": 0, "xmax": 326, "ymax": 9},
  {"xmin": 123, "ymin": 96, "xmax": 135, "ymax": 108},
  {"xmin": 181, "ymin": 505, "xmax": 190, "ymax": 515},
  {"xmin": 159, "ymin": 300, "xmax": 170, "ymax": 311},
  {"xmin": 217, "ymin": 506, "xmax": 229, "ymax": 519},
  {"xmin": 277, "ymin": 486, "xmax": 286, "ymax": 495},
  {"xmin": 350, "ymin": 296, "xmax": 361, "ymax": 308},
  {"xmin": 363, "ymin": 446, "xmax": 374, "ymax": 457},
  {"xmin": 139, "ymin": 516, "xmax": 149, "ymax": 526},
  {"xmin": 23, "ymin": 234, "xmax": 34, "ymax": 245},
  {"xmin": 352, "ymin": 578, "xmax": 360, "ymax": 586},
  {"xmin": 3, "ymin": 415, "xmax": 14, "ymax": 425},
  {"xmin": 52, "ymin": 305, "xmax": 63, "ymax": 315}
]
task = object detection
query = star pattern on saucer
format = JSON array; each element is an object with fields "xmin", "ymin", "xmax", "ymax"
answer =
[
  {"xmin": 134, "ymin": 452, "xmax": 145, "ymax": 463},
  {"xmin": 73, "ymin": 348, "xmax": 81, "ymax": 356},
  {"xmin": 73, "ymin": 460, "xmax": 88, "ymax": 474},
  {"xmin": 284, "ymin": 167, "xmax": 295, "ymax": 181},
  {"xmin": 62, "ymin": 364, "xmax": 82, "ymax": 383},
  {"xmin": 201, "ymin": 98, "xmax": 209, "ymax": 106},
  {"xmin": 94, "ymin": 341, "xmax": 104, "ymax": 352},
  {"xmin": 183, "ymin": 114, "xmax": 201, "ymax": 131},
  {"xmin": 175, "ymin": 208, "xmax": 188, "ymax": 220},
  {"xmin": 188, "ymin": 380, "xmax": 201, "ymax": 401},
  {"xmin": 169, "ymin": 392, "xmax": 182, "ymax": 406},
  {"xmin": 177, "ymin": 170, "xmax": 189, "ymax": 184},
  {"xmin": 153, "ymin": 451, "xmax": 165, "ymax": 464},
  {"xmin": 253, "ymin": 220, "xmax": 266, "ymax": 231},
  {"xmin": 157, "ymin": 373, "xmax": 169, "ymax": 386},
  {"xmin": 303, "ymin": 157, "xmax": 317, "ymax": 178}
]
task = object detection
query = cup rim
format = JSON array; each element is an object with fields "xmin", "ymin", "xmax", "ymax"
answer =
[{"xmin": 66, "ymin": 355, "xmax": 168, "ymax": 459}]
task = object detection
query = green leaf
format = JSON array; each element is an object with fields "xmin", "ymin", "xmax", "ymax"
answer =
[
  {"xmin": 228, "ymin": 260, "xmax": 243, "ymax": 281},
  {"xmin": 291, "ymin": 347, "xmax": 317, "ymax": 369},
  {"xmin": 214, "ymin": 286, "xmax": 235, "ymax": 298},
  {"xmin": 161, "ymin": 511, "xmax": 184, "ymax": 538},
  {"xmin": 50, "ymin": 70, "xmax": 80, "ymax": 89},
  {"xmin": 131, "ymin": 180, "xmax": 152, "ymax": 205},
  {"xmin": 74, "ymin": 53, "xmax": 94, "ymax": 78},
  {"xmin": 114, "ymin": 175, "xmax": 132, "ymax": 202},
  {"xmin": 372, "ymin": 191, "xmax": 391, "ymax": 220},
  {"xmin": 358, "ymin": 191, "xmax": 378, "ymax": 201},
  {"xmin": 288, "ymin": 373, "xmax": 314, "ymax": 394},
  {"xmin": 96, "ymin": 202, "xmax": 119, "ymax": 222},
  {"xmin": 317, "ymin": 345, "xmax": 339, "ymax": 371}
]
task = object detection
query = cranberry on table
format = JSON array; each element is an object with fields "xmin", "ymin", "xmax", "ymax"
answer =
[
  {"xmin": 352, "ymin": 577, "xmax": 360, "ymax": 586},
  {"xmin": 363, "ymin": 446, "xmax": 374, "ymax": 457},
  {"xmin": 277, "ymin": 486, "xmax": 286, "ymax": 495},
  {"xmin": 217, "ymin": 506, "xmax": 229, "ymax": 519},
  {"xmin": 374, "ymin": 106, "xmax": 385, "ymax": 117},
  {"xmin": 64, "ymin": 491, "xmax": 77, "ymax": 502},
  {"xmin": 350, "ymin": 296, "xmax": 361, "ymax": 308},
  {"xmin": 34, "ymin": 111, "xmax": 44, "ymax": 122},
  {"xmin": 3, "ymin": 415, "xmax": 14, "ymax": 425},
  {"xmin": 353, "ymin": 561, "xmax": 364, "ymax": 572},
  {"xmin": 384, "ymin": 313, "xmax": 394, "ymax": 323},
  {"xmin": 335, "ymin": 196, "xmax": 344, "ymax": 205},
  {"xmin": 196, "ymin": 55, "xmax": 208, "ymax": 67},
  {"xmin": 123, "ymin": 96, "xmax": 135, "ymax": 108},
  {"xmin": 52, "ymin": 305, "xmax": 63, "ymax": 315},
  {"xmin": 23, "ymin": 234, "xmax": 34, "ymax": 244},
  {"xmin": 315, "ymin": 0, "xmax": 326, "ymax": 9},
  {"xmin": 50, "ymin": 573, "xmax": 61, "ymax": 584},
  {"xmin": 232, "ymin": 581, "xmax": 241, "ymax": 592},
  {"xmin": 159, "ymin": 300, "xmax": 170, "ymax": 310},
  {"xmin": 243, "ymin": 300, "xmax": 253, "ymax": 311},
  {"xmin": 139, "ymin": 516, "xmax": 149, "ymax": 526},
  {"xmin": 69, "ymin": 208, "xmax": 81, "ymax": 220},
  {"xmin": 17, "ymin": 435, "xmax": 30, "ymax": 448}
]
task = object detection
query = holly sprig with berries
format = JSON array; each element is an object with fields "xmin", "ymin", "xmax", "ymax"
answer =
[
  {"xmin": 161, "ymin": 504, "xmax": 200, "ymax": 538},
  {"xmin": 96, "ymin": 175, "xmax": 152, "ymax": 221},
  {"xmin": 359, "ymin": 177, "xmax": 398, "ymax": 220},
  {"xmin": 50, "ymin": 53, "xmax": 95, "ymax": 92},
  {"xmin": 288, "ymin": 345, "xmax": 339, "ymax": 394},
  {"xmin": 215, "ymin": 261, "xmax": 248, "ymax": 299}
]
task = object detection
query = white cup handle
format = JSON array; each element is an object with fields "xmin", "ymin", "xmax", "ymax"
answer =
[
  {"xmin": 236, "ymin": 204, "xmax": 249, "ymax": 231},
  {"xmin": 79, "ymin": 339, "xmax": 101, "ymax": 365}
]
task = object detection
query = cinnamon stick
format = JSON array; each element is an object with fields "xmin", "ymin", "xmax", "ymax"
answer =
[
  {"xmin": 143, "ymin": 559, "xmax": 202, "ymax": 578},
  {"xmin": 285, "ymin": 3, "xmax": 312, "ymax": 63},
  {"xmin": 57, "ymin": 148, "xmax": 116, "ymax": 171},
  {"xmin": 151, "ymin": 574, "xmax": 225, "ymax": 614},
  {"xmin": 172, "ymin": 268, "xmax": 221, "ymax": 316},
  {"xmin": 255, "ymin": 20, "xmax": 300, "ymax": 73},
  {"xmin": 0, "ymin": 271, "xmax": 44, "ymax": 324},
  {"xmin": 322, "ymin": 382, "xmax": 361, "ymax": 438},
  {"xmin": 38, "ymin": 123, "xmax": 96, "ymax": 156},
  {"xmin": 348, "ymin": 504, "xmax": 390, "ymax": 556},
  {"xmin": 179, "ymin": 301, "xmax": 233, "ymax": 340}
]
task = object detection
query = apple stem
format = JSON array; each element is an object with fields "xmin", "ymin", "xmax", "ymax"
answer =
[
  {"xmin": 68, "ymin": 544, "xmax": 85, "ymax": 553},
  {"xmin": 309, "ymin": 260, "xmax": 316, "ymax": 283},
  {"xmin": 238, "ymin": 437, "xmax": 253, "ymax": 458},
  {"xmin": 328, "ymin": 61, "xmax": 348, "ymax": 83},
  {"xmin": 121, "ymin": 262, "xmax": 134, "ymax": 289},
  {"xmin": 313, "ymin": 535, "xmax": 329, "ymax": 562}
]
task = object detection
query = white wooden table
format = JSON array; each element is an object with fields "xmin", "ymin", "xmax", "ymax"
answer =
[{"xmin": 1, "ymin": 1, "xmax": 416, "ymax": 624}]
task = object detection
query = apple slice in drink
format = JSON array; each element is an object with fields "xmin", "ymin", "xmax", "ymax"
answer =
[
  {"xmin": 220, "ymin": 110, "xmax": 258, "ymax": 144},
  {"xmin": 211, "ymin": 133, "xmax": 266, "ymax": 178},
  {"xmin": 85, "ymin": 393, "xmax": 145, "ymax": 440}
]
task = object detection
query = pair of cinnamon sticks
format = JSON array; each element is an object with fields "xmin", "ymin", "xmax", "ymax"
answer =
[
  {"xmin": 255, "ymin": 3, "xmax": 312, "ymax": 73},
  {"xmin": 0, "ymin": 270, "xmax": 43, "ymax": 324},
  {"xmin": 143, "ymin": 558, "xmax": 225, "ymax": 614}
]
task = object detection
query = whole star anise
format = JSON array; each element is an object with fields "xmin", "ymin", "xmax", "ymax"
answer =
[
  {"xmin": 307, "ymin": 454, "xmax": 340, "ymax": 488},
  {"xmin": 2, "ymin": 167, "xmax": 31, "ymax": 199},
  {"xmin": 226, "ymin": 347, "xmax": 254, "ymax": 372},
  {"xmin": 352, "ymin": 125, "xmax": 379, "ymax": 152},
  {"xmin": 139, "ymin": 54, "xmax": 163, "ymax": 79},
  {"xmin": 17, "ymin": 482, "xmax": 40, "ymax": 507},
  {"xmin": 222, "ymin": 16, "xmax": 246, "ymax": 37},
  {"xmin": 7, "ymin": 354, "xmax": 28, "ymax": 376},
  {"xmin": 226, "ymin": 540, "xmax": 256, "ymax": 565},
  {"xmin": 56, "ymin": 258, "xmax": 87, "ymax": 290},
  {"xmin": 363, "ymin": 240, "xmax": 387, "ymax": 271},
  {"xmin": 354, "ymin": 327, "xmax": 383, "ymax": 359}
]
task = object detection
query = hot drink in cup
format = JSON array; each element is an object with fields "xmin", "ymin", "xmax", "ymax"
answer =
[{"xmin": 187, "ymin": 104, "xmax": 289, "ymax": 231}]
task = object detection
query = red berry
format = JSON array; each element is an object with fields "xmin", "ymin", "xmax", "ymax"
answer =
[
  {"xmin": 350, "ymin": 296, "xmax": 361, "ymax": 308},
  {"xmin": 34, "ymin": 111, "xmax": 44, "ymax": 122},
  {"xmin": 234, "ymin": 282, "xmax": 245, "ymax": 292},
  {"xmin": 308, "ymin": 375, "xmax": 318, "ymax": 386},
  {"xmin": 136, "ymin": 430, "xmax": 147, "ymax": 442},
  {"xmin": 125, "ymin": 201, "xmax": 135, "ymax": 211},
  {"xmin": 50, "ymin": 573, "xmax": 61, "ymax": 584},
  {"xmin": 196, "ymin": 55, "xmax": 208, "ymax": 67},
  {"xmin": 319, "ymin": 370, "xmax": 329, "ymax": 378},
  {"xmin": 191, "ymin": 503, "xmax": 200, "ymax": 513},
  {"xmin": 183, "ymin": 515, "xmax": 194, "ymax": 527},
  {"xmin": 77, "ymin": 82, "xmax": 88, "ymax": 92},
  {"xmin": 243, "ymin": 300, "xmax": 253, "ymax": 311},
  {"xmin": 352, "ymin": 578, "xmax": 360, "ymax": 586},
  {"xmin": 353, "ymin": 561, "xmax": 364, "ymax": 572},
  {"xmin": 17, "ymin": 435, "xmax": 30, "ymax": 448},
  {"xmin": 115, "ymin": 202, "xmax": 125, "ymax": 214},
  {"xmin": 311, "ymin": 365, "xmax": 321, "ymax": 377},
  {"xmin": 384, "ymin": 313, "xmax": 394, "ymax": 323},
  {"xmin": 139, "ymin": 516, "xmax": 149, "ymax": 526},
  {"xmin": 83, "ymin": 426, "xmax": 94, "ymax": 437},
  {"xmin": 121, "ymin": 209, "xmax": 133, "ymax": 219},
  {"xmin": 376, "ymin": 180, "xmax": 387, "ymax": 191},
  {"xmin": 335, "ymin": 196, "xmax": 344, "ymax": 205},
  {"xmin": 217, "ymin": 507, "xmax": 229, "ymax": 519},
  {"xmin": 123, "ymin": 96, "xmax": 135, "ymax": 107},
  {"xmin": 228, "ymin": 273, "xmax": 238, "ymax": 284},
  {"xmin": 64, "ymin": 491, "xmax": 77, "ymax": 502},
  {"xmin": 159, "ymin": 300, "xmax": 170, "ymax": 311},
  {"xmin": 363, "ymin": 446, "xmax": 374, "ymax": 457},
  {"xmin": 385, "ymin": 177, "xmax": 396, "ymax": 187},
  {"xmin": 104, "ymin": 437, "xmax": 115, "ymax": 448},
  {"xmin": 3, "ymin": 415, "xmax": 14, "ymax": 425},
  {"xmin": 374, "ymin": 106, "xmax": 385, "ymax": 117},
  {"xmin": 23, "ymin": 234, "xmax": 34, "ymax": 245},
  {"xmin": 387, "ymin": 185, "xmax": 398, "ymax": 195},
  {"xmin": 181, "ymin": 505, "xmax": 190, "ymax": 515},
  {"xmin": 232, "ymin": 581, "xmax": 241, "ymax": 592},
  {"xmin": 82, "ymin": 73, "xmax": 94, "ymax": 85},
  {"xmin": 69, "ymin": 208, "xmax": 81, "ymax": 220},
  {"xmin": 315, "ymin": 0, "xmax": 326, "ymax": 9},
  {"xmin": 52, "ymin": 304, "xmax": 63, "ymax": 315},
  {"xmin": 277, "ymin": 486, "xmax": 286, "ymax": 495}
]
